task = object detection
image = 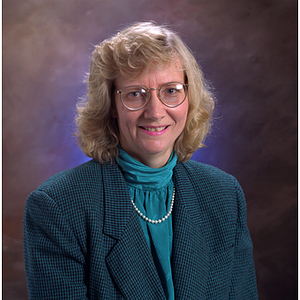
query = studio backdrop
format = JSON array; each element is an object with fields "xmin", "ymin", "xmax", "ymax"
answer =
[{"xmin": 3, "ymin": 0, "xmax": 297, "ymax": 299}]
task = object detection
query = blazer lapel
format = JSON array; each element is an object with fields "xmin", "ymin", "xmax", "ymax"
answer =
[
  {"xmin": 102, "ymin": 162, "xmax": 166, "ymax": 300},
  {"xmin": 172, "ymin": 163, "xmax": 210, "ymax": 299}
]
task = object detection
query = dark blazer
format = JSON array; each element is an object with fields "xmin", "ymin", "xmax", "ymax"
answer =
[{"xmin": 23, "ymin": 159, "xmax": 258, "ymax": 299}]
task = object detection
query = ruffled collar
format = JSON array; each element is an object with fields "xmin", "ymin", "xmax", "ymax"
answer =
[{"xmin": 117, "ymin": 147, "xmax": 177, "ymax": 191}]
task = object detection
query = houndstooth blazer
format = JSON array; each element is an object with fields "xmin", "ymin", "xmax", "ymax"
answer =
[{"xmin": 23, "ymin": 159, "xmax": 258, "ymax": 299}]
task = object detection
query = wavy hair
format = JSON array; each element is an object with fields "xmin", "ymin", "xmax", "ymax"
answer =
[{"xmin": 75, "ymin": 21, "xmax": 215, "ymax": 163}]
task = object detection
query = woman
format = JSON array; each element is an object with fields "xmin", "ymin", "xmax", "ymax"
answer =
[{"xmin": 24, "ymin": 22, "xmax": 258, "ymax": 299}]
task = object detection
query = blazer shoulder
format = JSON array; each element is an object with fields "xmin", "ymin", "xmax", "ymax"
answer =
[
  {"xmin": 25, "ymin": 159, "xmax": 111, "ymax": 232},
  {"xmin": 35, "ymin": 159, "xmax": 103, "ymax": 195},
  {"xmin": 26, "ymin": 159, "xmax": 111, "ymax": 216},
  {"xmin": 176, "ymin": 160, "xmax": 248, "ymax": 253},
  {"xmin": 179, "ymin": 159, "xmax": 238, "ymax": 188},
  {"xmin": 176, "ymin": 160, "xmax": 245, "ymax": 219}
]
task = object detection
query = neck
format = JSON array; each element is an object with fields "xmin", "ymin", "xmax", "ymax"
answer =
[{"xmin": 138, "ymin": 154, "xmax": 169, "ymax": 168}]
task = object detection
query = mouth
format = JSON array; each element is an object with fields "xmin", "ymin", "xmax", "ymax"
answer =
[{"xmin": 140, "ymin": 126, "xmax": 169, "ymax": 132}]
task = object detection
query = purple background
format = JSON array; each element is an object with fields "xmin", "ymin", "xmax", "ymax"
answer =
[{"xmin": 3, "ymin": 0, "xmax": 297, "ymax": 299}]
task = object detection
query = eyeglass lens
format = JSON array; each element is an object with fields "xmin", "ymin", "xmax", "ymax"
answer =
[{"xmin": 120, "ymin": 82, "xmax": 187, "ymax": 110}]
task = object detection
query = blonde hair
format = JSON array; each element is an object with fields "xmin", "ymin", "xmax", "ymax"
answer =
[{"xmin": 76, "ymin": 21, "xmax": 215, "ymax": 163}]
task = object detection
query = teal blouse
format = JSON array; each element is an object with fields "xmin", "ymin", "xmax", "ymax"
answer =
[{"xmin": 117, "ymin": 148, "xmax": 177, "ymax": 300}]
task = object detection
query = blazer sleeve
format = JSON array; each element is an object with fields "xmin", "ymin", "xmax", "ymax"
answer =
[
  {"xmin": 229, "ymin": 179, "xmax": 258, "ymax": 299},
  {"xmin": 23, "ymin": 190, "xmax": 89, "ymax": 300}
]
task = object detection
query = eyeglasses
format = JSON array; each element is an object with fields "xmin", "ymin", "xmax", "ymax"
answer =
[{"xmin": 115, "ymin": 82, "xmax": 188, "ymax": 111}]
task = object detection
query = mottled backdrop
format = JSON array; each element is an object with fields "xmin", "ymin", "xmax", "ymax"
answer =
[{"xmin": 3, "ymin": 0, "xmax": 297, "ymax": 299}]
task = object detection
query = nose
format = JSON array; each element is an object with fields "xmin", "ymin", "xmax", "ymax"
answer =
[{"xmin": 143, "ymin": 90, "xmax": 166, "ymax": 120}]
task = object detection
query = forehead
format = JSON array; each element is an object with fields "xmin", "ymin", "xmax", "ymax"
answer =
[{"xmin": 115, "ymin": 60, "xmax": 185, "ymax": 88}]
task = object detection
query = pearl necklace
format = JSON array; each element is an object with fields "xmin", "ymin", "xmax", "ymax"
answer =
[{"xmin": 130, "ymin": 187, "xmax": 175, "ymax": 224}]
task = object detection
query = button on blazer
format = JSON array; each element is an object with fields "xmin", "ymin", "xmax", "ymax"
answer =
[{"xmin": 24, "ymin": 159, "xmax": 258, "ymax": 299}]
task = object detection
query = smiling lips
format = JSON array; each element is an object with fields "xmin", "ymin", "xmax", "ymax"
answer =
[{"xmin": 140, "ymin": 126, "xmax": 169, "ymax": 132}]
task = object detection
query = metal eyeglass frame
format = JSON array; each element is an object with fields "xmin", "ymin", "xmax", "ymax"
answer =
[{"xmin": 115, "ymin": 81, "xmax": 188, "ymax": 111}]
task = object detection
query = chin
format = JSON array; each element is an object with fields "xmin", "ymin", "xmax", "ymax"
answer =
[{"xmin": 141, "ymin": 145, "xmax": 172, "ymax": 156}]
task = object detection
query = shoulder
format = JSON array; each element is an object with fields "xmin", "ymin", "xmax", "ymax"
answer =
[
  {"xmin": 175, "ymin": 160, "xmax": 248, "ymax": 252},
  {"xmin": 25, "ymin": 159, "xmax": 120, "ymax": 235},
  {"xmin": 175, "ymin": 159, "xmax": 246, "ymax": 226},
  {"xmin": 176, "ymin": 159, "xmax": 239, "ymax": 190},
  {"xmin": 34, "ymin": 159, "xmax": 123, "ymax": 196},
  {"xmin": 36, "ymin": 159, "xmax": 102, "ymax": 194},
  {"xmin": 26, "ymin": 159, "xmax": 120, "ymax": 215}
]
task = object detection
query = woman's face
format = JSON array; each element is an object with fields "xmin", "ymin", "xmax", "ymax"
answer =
[{"xmin": 113, "ymin": 62, "xmax": 188, "ymax": 168}]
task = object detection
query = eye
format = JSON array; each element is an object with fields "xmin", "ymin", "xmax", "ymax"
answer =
[
  {"xmin": 166, "ymin": 88, "xmax": 177, "ymax": 94},
  {"xmin": 161, "ymin": 84, "xmax": 184, "ymax": 98},
  {"xmin": 128, "ymin": 91, "xmax": 141, "ymax": 98},
  {"xmin": 124, "ymin": 87, "xmax": 147, "ymax": 101}
]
